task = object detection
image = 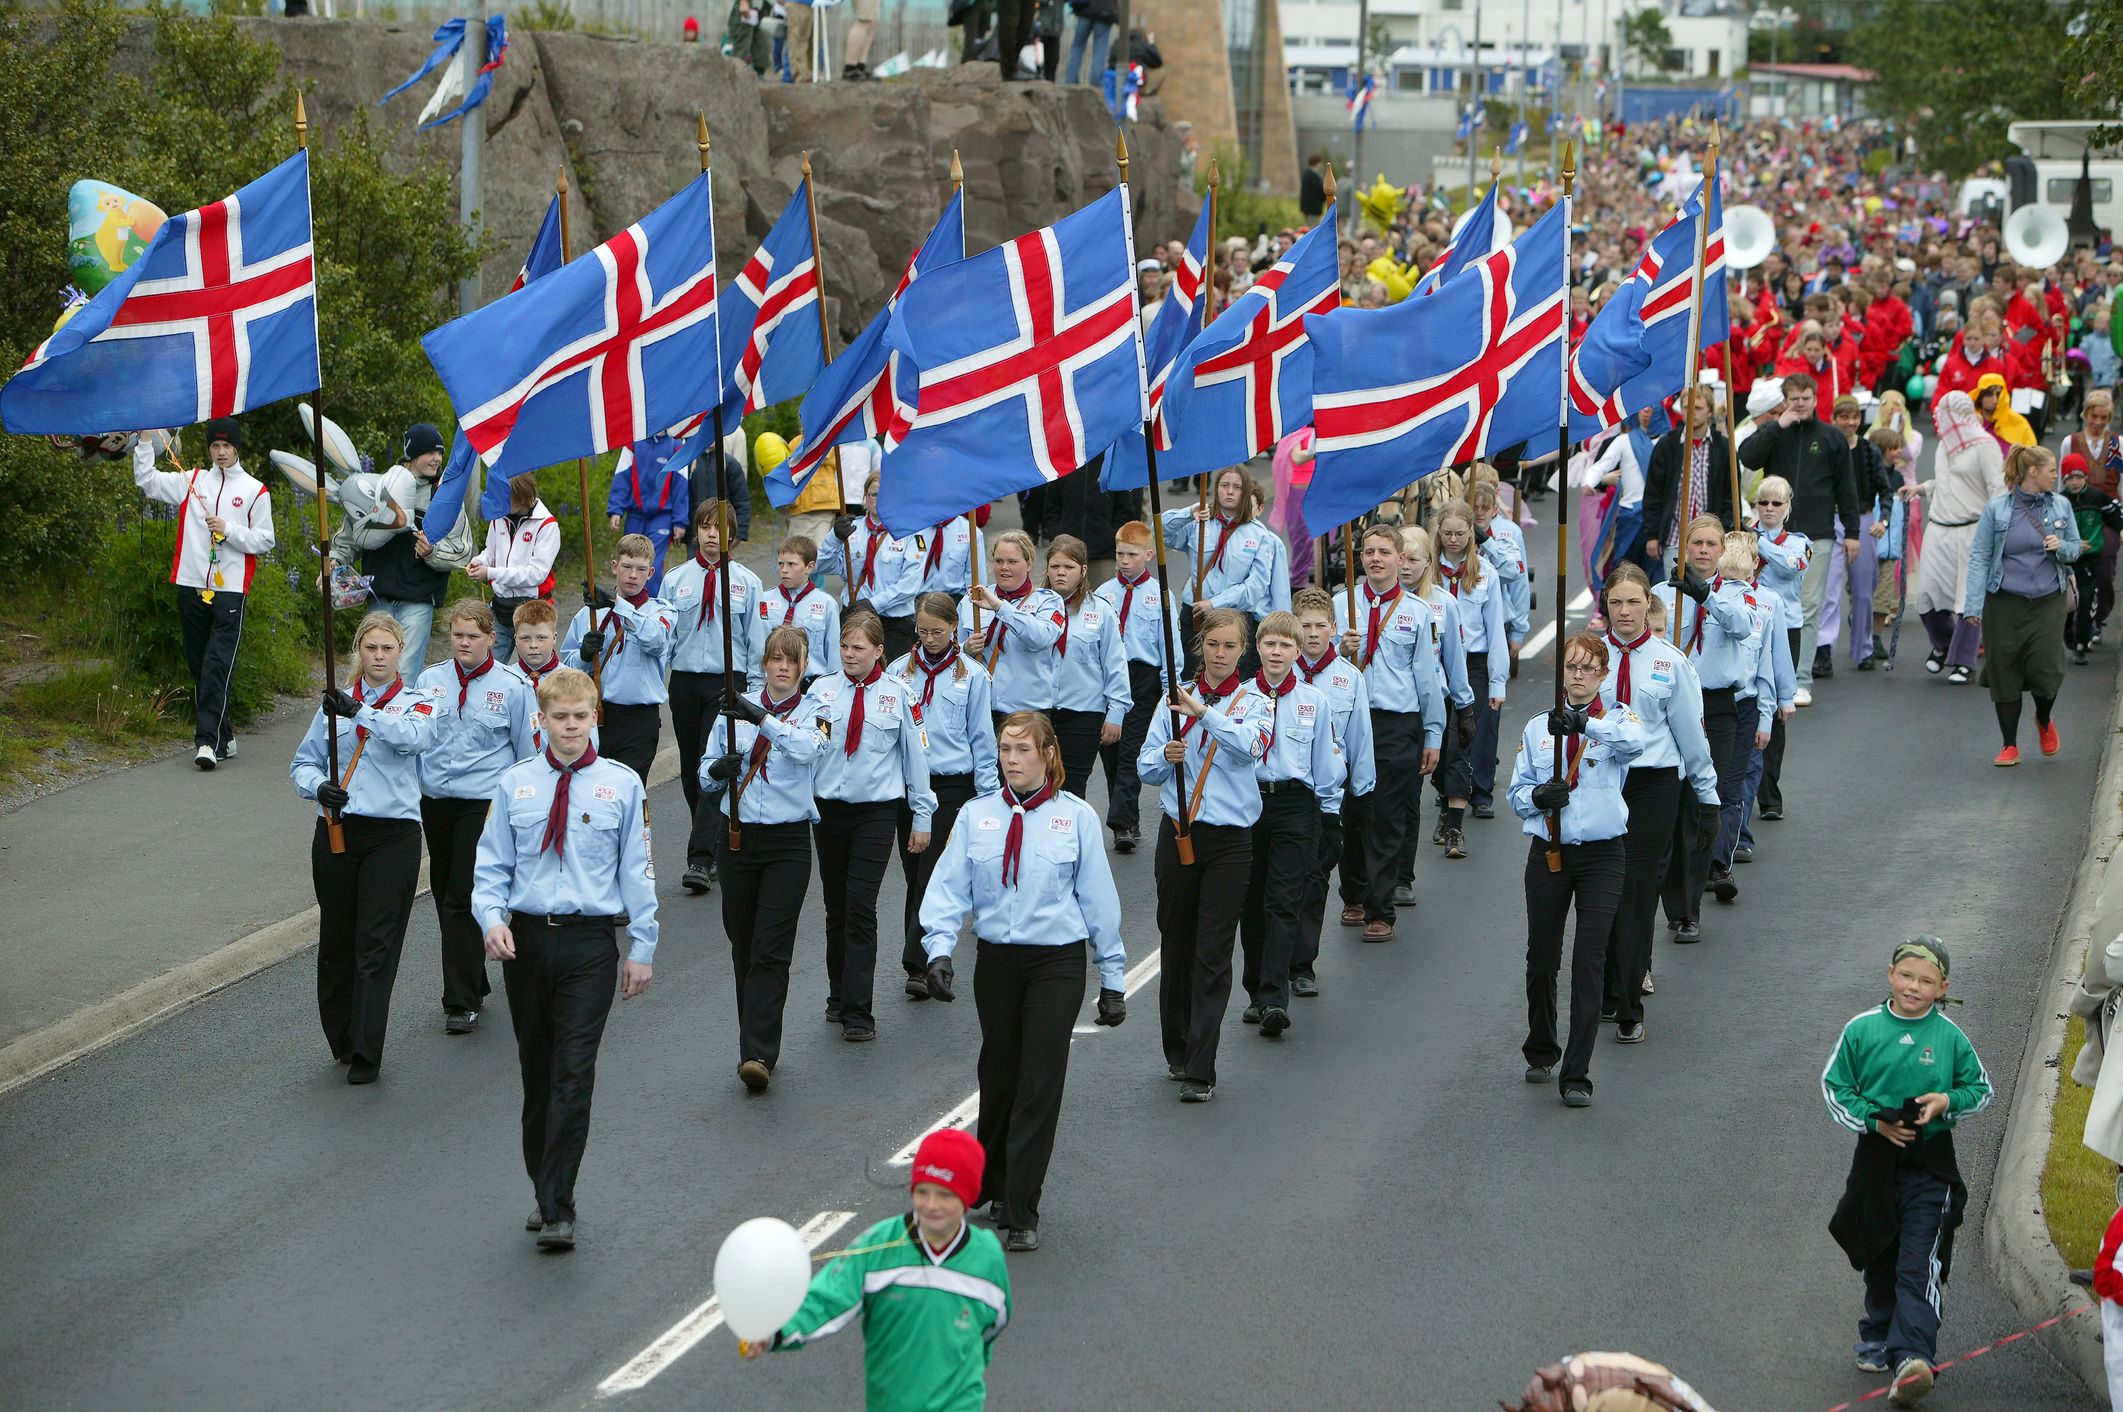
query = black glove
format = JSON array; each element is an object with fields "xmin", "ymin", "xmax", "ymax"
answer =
[
  {"xmin": 1455, "ymin": 706, "xmax": 1476, "ymax": 749},
  {"xmin": 1475, "ymin": 522, "xmax": 1491, "ymax": 545},
  {"xmin": 576, "ymin": 629, "xmax": 606, "ymax": 662},
  {"xmin": 316, "ymin": 782, "xmax": 351, "ymax": 813},
  {"xmin": 1094, "ymin": 988, "xmax": 1126, "ymax": 1027},
  {"xmin": 323, "ymin": 688, "xmax": 363, "ymax": 718},
  {"xmin": 705, "ymin": 753, "xmax": 743, "ymax": 782},
  {"xmin": 1679, "ymin": 570, "xmax": 1712, "ymax": 604},
  {"xmin": 925, "ymin": 956, "xmax": 955, "ymax": 1002},
  {"xmin": 1695, "ymin": 798, "xmax": 1724, "ymax": 835},
  {"xmin": 832, "ymin": 513, "xmax": 858, "ymax": 541},
  {"xmin": 725, "ymin": 694, "xmax": 767, "ymax": 726},
  {"xmin": 1530, "ymin": 780, "xmax": 1572, "ymax": 814},
  {"xmin": 583, "ymin": 583, "xmax": 616, "ymax": 611},
  {"xmin": 1547, "ymin": 704, "xmax": 1589, "ymax": 736}
]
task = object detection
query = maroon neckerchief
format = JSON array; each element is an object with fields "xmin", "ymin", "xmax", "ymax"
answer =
[
  {"xmin": 986, "ymin": 580, "xmax": 1035, "ymax": 669},
  {"xmin": 924, "ymin": 524, "xmax": 949, "ymax": 578},
  {"xmin": 454, "ymin": 655, "xmax": 494, "ymax": 710},
  {"xmin": 1440, "ymin": 559, "xmax": 1466, "ymax": 597},
  {"xmin": 779, "ymin": 582, "xmax": 814, "ymax": 624},
  {"xmin": 1685, "ymin": 574, "xmax": 1726, "ymax": 656},
  {"xmin": 624, "ymin": 588, "xmax": 651, "ymax": 608},
  {"xmin": 1298, "ymin": 649, "xmax": 1338, "ymax": 684},
  {"xmin": 1207, "ymin": 513, "xmax": 1239, "ymax": 574},
  {"xmin": 1253, "ymin": 669, "xmax": 1296, "ymax": 754},
  {"xmin": 1056, "ymin": 593, "xmax": 1086, "ymax": 658},
  {"xmin": 842, "ymin": 662, "xmax": 885, "ymax": 756},
  {"xmin": 1361, "ymin": 582, "xmax": 1401, "ymax": 666},
  {"xmin": 1179, "ymin": 672, "xmax": 1240, "ymax": 740},
  {"xmin": 747, "ymin": 691, "xmax": 801, "ymax": 782},
  {"xmin": 693, "ymin": 550, "xmax": 722, "ymax": 626},
  {"xmin": 1564, "ymin": 696, "xmax": 1608, "ymax": 787},
  {"xmin": 1114, "ymin": 568, "xmax": 1150, "ymax": 631},
  {"xmin": 1607, "ymin": 629, "xmax": 1650, "ymax": 704},
  {"xmin": 351, "ymin": 676, "xmax": 403, "ymax": 744},
  {"xmin": 860, "ymin": 517, "xmax": 887, "ymax": 592},
  {"xmin": 517, "ymin": 655, "xmax": 558, "ymax": 687},
  {"xmin": 999, "ymin": 778, "xmax": 1058, "ymax": 888},
  {"xmin": 540, "ymin": 744, "xmax": 600, "ymax": 859},
  {"xmin": 910, "ymin": 643, "xmax": 960, "ymax": 710}
]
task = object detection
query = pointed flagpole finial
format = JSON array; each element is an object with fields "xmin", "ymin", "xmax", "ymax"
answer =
[
  {"xmin": 697, "ymin": 112, "xmax": 711, "ymax": 173},
  {"xmin": 1115, "ymin": 125, "xmax": 1130, "ymax": 181},
  {"xmin": 1321, "ymin": 159, "xmax": 1337, "ymax": 204},
  {"xmin": 802, "ymin": 149, "xmax": 814, "ymax": 182},
  {"xmin": 295, "ymin": 91, "xmax": 309, "ymax": 152},
  {"xmin": 1208, "ymin": 157, "xmax": 1222, "ymax": 190},
  {"xmin": 950, "ymin": 148, "xmax": 963, "ymax": 185},
  {"xmin": 1491, "ymin": 146, "xmax": 1502, "ymax": 181},
  {"xmin": 1561, "ymin": 141, "xmax": 1576, "ymax": 197},
  {"xmin": 556, "ymin": 164, "xmax": 569, "ymax": 197}
]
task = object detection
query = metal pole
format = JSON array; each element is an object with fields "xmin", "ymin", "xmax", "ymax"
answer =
[
  {"xmin": 1468, "ymin": 0, "xmax": 1483, "ymax": 205},
  {"xmin": 458, "ymin": 0, "xmax": 486, "ymax": 314},
  {"xmin": 556, "ymin": 167, "xmax": 610, "ymax": 715},
  {"xmin": 1348, "ymin": 0, "xmax": 1368, "ymax": 240},
  {"xmin": 1613, "ymin": 2, "xmax": 1625, "ymax": 131},
  {"xmin": 1544, "ymin": 141, "xmax": 1575, "ymax": 872}
]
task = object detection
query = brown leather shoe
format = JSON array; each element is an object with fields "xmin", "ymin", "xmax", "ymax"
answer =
[
  {"xmin": 1362, "ymin": 919, "xmax": 1393, "ymax": 942},
  {"xmin": 1340, "ymin": 905, "xmax": 1366, "ymax": 927}
]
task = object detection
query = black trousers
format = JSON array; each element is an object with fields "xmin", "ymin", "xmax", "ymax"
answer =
[
  {"xmin": 1661, "ymin": 685, "xmax": 1735, "ymax": 927},
  {"xmin": 312, "ymin": 814, "xmax": 422, "ymax": 1066},
  {"xmin": 1760, "ymin": 627, "xmax": 1800, "ymax": 813},
  {"xmin": 1294, "ymin": 812, "xmax": 1342, "ymax": 979},
  {"xmin": 178, "ymin": 584, "xmax": 245, "ymax": 750},
  {"xmin": 992, "ymin": 0, "xmax": 1031, "ymax": 77},
  {"xmin": 1240, "ymin": 784, "xmax": 1319, "ymax": 1010},
  {"xmin": 1467, "ymin": 651, "xmax": 1501, "ymax": 806},
  {"xmin": 1352, "ymin": 709, "xmax": 1424, "ymax": 921},
  {"xmin": 501, "ymin": 913, "xmax": 619, "ymax": 1223},
  {"xmin": 1600, "ymin": 766, "xmax": 1681, "ymax": 1027},
  {"xmin": 880, "ymin": 613, "xmax": 916, "ymax": 666},
  {"xmin": 670, "ymin": 669, "xmax": 730, "ymax": 866},
  {"xmin": 900, "ymin": 773, "xmax": 978, "ymax": 978},
  {"xmin": 719, "ymin": 821, "xmax": 811, "ymax": 1069},
  {"xmin": 1524, "ymin": 836, "xmax": 1625, "ymax": 1091},
  {"xmin": 816, "ymin": 799, "xmax": 899, "ymax": 1025},
  {"xmin": 1155, "ymin": 818, "xmax": 1251, "ymax": 1086},
  {"xmin": 974, "ymin": 938, "xmax": 1086, "ymax": 1230},
  {"xmin": 1053, "ymin": 708, "xmax": 1105, "ymax": 804},
  {"xmin": 1429, "ymin": 704, "xmax": 1474, "ymax": 801},
  {"xmin": 1102, "ymin": 660, "xmax": 1163, "ymax": 833},
  {"xmin": 599, "ymin": 701, "xmax": 661, "ymax": 786},
  {"xmin": 420, "ymin": 794, "xmax": 493, "ymax": 1014}
]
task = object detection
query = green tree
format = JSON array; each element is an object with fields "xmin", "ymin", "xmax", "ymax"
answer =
[
  {"xmin": 1845, "ymin": 0, "xmax": 2076, "ymax": 179},
  {"xmin": 1621, "ymin": 7, "xmax": 1673, "ymax": 74},
  {"xmin": 2062, "ymin": 5, "xmax": 2123, "ymax": 151}
]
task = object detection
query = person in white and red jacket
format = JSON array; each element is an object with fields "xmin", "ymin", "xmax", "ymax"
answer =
[
  {"xmin": 467, "ymin": 474, "xmax": 559, "ymax": 664},
  {"xmin": 131, "ymin": 418, "xmax": 274, "ymax": 771},
  {"xmin": 2095, "ymin": 1204, "xmax": 2123, "ymax": 1404}
]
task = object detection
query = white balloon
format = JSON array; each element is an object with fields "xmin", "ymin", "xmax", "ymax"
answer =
[{"xmin": 715, "ymin": 1217, "xmax": 812, "ymax": 1342}]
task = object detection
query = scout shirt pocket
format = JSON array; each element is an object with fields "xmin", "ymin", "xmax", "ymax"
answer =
[
  {"xmin": 965, "ymin": 822, "xmax": 1007, "ymax": 912},
  {"xmin": 507, "ymin": 792, "xmax": 550, "ymax": 852},
  {"xmin": 865, "ymin": 691, "xmax": 906, "ymax": 753}
]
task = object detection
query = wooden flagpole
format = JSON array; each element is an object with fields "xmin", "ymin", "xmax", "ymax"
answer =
[
  {"xmin": 1667, "ymin": 125, "xmax": 1719, "ymax": 644},
  {"xmin": 798, "ymin": 149, "xmax": 856, "ymax": 612},
  {"xmin": 298, "ymin": 94, "xmax": 346, "ymax": 855},
  {"xmin": 697, "ymin": 117, "xmax": 752, "ymax": 848},
  {"xmin": 555, "ymin": 165, "xmax": 610, "ymax": 711},
  {"xmin": 1121, "ymin": 127, "xmax": 1192, "ymax": 865},
  {"xmin": 1192, "ymin": 158, "xmax": 1219, "ymax": 607},
  {"xmin": 1544, "ymin": 143, "xmax": 1577, "ymax": 873}
]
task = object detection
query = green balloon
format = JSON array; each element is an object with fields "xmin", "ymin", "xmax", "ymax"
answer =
[{"xmin": 1906, "ymin": 375, "xmax": 1927, "ymax": 399}]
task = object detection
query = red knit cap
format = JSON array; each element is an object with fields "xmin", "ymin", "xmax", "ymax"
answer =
[
  {"xmin": 909, "ymin": 1128, "xmax": 984, "ymax": 1208},
  {"xmin": 2063, "ymin": 451, "xmax": 2090, "ymax": 478}
]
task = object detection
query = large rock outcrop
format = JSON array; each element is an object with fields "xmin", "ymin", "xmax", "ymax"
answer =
[{"xmin": 216, "ymin": 19, "xmax": 1194, "ymax": 344}]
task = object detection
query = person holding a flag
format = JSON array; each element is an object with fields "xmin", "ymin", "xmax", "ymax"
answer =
[
  {"xmin": 823, "ymin": 471, "xmax": 923, "ymax": 663},
  {"xmin": 960, "ymin": 531, "xmax": 1067, "ymax": 721},
  {"xmin": 560, "ymin": 536, "xmax": 676, "ymax": 784},
  {"xmin": 1433, "ymin": 500, "xmax": 1511, "ymax": 836},
  {"xmin": 1160, "ymin": 468, "xmax": 1278, "ymax": 675},
  {"xmin": 664, "ymin": 498, "xmax": 768, "ymax": 897}
]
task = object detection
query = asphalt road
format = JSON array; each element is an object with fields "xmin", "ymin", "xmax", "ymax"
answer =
[{"xmin": 0, "ymin": 507, "xmax": 2107, "ymax": 1411}]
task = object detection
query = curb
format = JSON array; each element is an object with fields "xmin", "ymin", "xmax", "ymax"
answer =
[
  {"xmin": 1985, "ymin": 649, "xmax": 2123, "ymax": 1396},
  {"xmin": 0, "ymin": 740, "xmax": 682, "ymax": 1099}
]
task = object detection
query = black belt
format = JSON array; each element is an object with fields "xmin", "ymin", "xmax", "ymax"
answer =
[
  {"xmin": 1259, "ymin": 778, "xmax": 1316, "ymax": 797},
  {"xmin": 512, "ymin": 910, "xmax": 625, "ymax": 928},
  {"xmin": 1701, "ymin": 684, "xmax": 1737, "ymax": 703}
]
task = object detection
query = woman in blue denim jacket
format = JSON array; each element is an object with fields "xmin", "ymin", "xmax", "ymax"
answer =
[{"xmin": 1962, "ymin": 445, "xmax": 2083, "ymax": 766}]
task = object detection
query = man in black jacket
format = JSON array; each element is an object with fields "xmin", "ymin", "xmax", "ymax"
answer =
[
  {"xmin": 1299, "ymin": 154, "xmax": 1327, "ymax": 221},
  {"xmin": 1640, "ymin": 391, "xmax": 1733, "ymax": 573},
  {"xmin": 363, "ymin": 423, "xmax": 456, "ymax": 670},
  {"xmin": 1737, "ymin": 371, "xmax": 1863, "ymax": 698}
]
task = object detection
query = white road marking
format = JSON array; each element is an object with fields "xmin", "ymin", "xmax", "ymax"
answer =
[
  {"xmin": 596, "ymin": 1209, "xmax": 856, "ymax": 1396},
  {"xmin": 1519, "ymin": 588, "xmax": 1594, "ymax": 658}
]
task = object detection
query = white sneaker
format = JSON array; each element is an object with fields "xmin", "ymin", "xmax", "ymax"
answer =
[
  {"xmin": 218, "ymin": 740, "xmax": 238, "ymax": 761},
  {"xmin": 195, "ymin": 745, "xmax": 218, "ymax": 771},
  {"xmin": 1888, "ymin": 1356, "xmax": 1934, "ymax": 1405},
  {"xmin": 1794, "ymin": 688, "xmax": 1813, "ymax": 708}
]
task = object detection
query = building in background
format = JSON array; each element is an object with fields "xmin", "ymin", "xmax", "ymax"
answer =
[
  {"xmin": 1137, "ymin": 0, "xmax": 1300, "ymax": 192},
  {"xmin": 1745, "ymin": 61, "xmax": 1873, "ymax": 121}
]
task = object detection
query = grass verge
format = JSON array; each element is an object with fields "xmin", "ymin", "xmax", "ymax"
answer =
[{"xmin": 2044, "ymin": 1003, "xmax": 2119, "ymax": 1272}]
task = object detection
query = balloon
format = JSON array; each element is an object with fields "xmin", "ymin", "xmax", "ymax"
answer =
[
  {"xmin": 1905, "ymin": 375, "xmax": 1927, "ymax": 400},
  {"xmin": 714, "ymin": 1217, "xmax": 811, "ymax": 1342},
  {"xmin": 66, "ymin": 180, "xmax": 165, "ymax": 296},
  {"xmin": 754, "ymin": 431, "xmax": 790, "ymax": 475},
  {"xmin": 1356, "ymin": 176, "xmax": 1402, "ymax": 235}
]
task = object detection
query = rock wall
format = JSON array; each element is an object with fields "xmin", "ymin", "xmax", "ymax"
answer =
[{"xmin": 214, "ymin": 19, "xmax": 1195, "ymax": 343}]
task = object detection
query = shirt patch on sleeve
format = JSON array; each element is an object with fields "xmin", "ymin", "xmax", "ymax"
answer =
[{"xmin": 412, "ymin": 701, "xmax": 434, "ymax": 716}]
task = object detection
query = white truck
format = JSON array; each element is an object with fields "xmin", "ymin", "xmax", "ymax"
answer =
[{"xmin": 1957, "ymin": 120, "xmax": 2123, "ymax": 236}]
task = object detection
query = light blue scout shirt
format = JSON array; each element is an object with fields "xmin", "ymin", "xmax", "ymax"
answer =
[
  {"xmin": 699, "ymin": 693, "xmax": 825, "ymax": 825},
  {"xmin": 1159, "ymin": 509, "xmax": 1277, "ymax": 617},
  {"xmin": 957, "ymin": 584, "xmax": 1066, "ymax": 713},
  {"xmin": 918, "ymin": 788, "xmax": 1129, "ymax": 991},
  {"xmin": 561, "ymin": 594, "xmax": 675, "ymax": 706},
  {"xmin": 414, "ymin": 657, "xmax": 540, "ymax": 800},
  {"xmin": 1051, "ymin": 596, "xmax": 1131, "ymax": 725},
  {"xmin": 888, "ymin": 646, "xmax": 1000, "ymax": 791},
  {"xmin": 1136, "ymin": 681, "xmax": 1273, "ymax": 828},
  {"xmin": 292, "ymin": 678, "xmax": 439, "ymax": 821},
  {"xmin": 664, "ymin": 553, "xmax": 766, "ymax": 686},
  {"xmin": 1297, "ymin": 649, "xmax": 1377, "ymax": 799},
  {"xmin": 805, "ymin": 668, "xmax": 939, "ymax": 828},
  {"xmin": 1652, "ymin": 577, "xmax": 1760, "ymax": 691},
  {"xmin": 1418, "ymin": 584, "xmax": 1476, "ymax": 710},
  {"xmin": 1754, "ymin": 525, "xmax": 1811, "ymax": 629},
  {"xmin": 1091, "ymin": 569, "xmax": 1185, "ymax": 670},
  {"xmin": 913, "ymin": 518, "xmax": 973, "ymax": 597},
  {"xmin": 1483, "ymin": 513, "xmax": 1532, "ymax": 643},
  {"xmin": 1439, "ymin": 557, "xmax": 1510, "ymax": 698},
  {"xmin": 1333, "ymin": 583, "xmax": 1448, "ymax": 746},
  {"xmin": 1250, "ymin": 673, "xmax": 1345, "ymax": 815},
  {"xmin": 505, "ymin": 656, "xmax": 572, "ymax": 756},
  {"xmin": 1505, "ymin": 703, "xmax": 1649, "ymax": 844},
  {"xmin": 820, "ymin": 518, "xmax": 922, "ymax": 618},
  {"xmin": 1598, "ymin": 631, "xmax": 1720, "ymax": 805},
  {"xmin": 760, "ymin": 582, "xmax": 841, "ymax": 680},
  {"xmin": 471, "ymin": 749, "xmax": 660, "ymax": 964}
]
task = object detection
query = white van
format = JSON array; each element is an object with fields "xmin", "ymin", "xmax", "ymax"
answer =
[{"xmin": 2002, "ymin": 120, "xmax": 2123, "ymax": 236}]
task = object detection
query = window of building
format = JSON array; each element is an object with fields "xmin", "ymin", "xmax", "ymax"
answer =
[{"xmin": 2050, "ymin": 178, "xmax": 2114, "ymax": 205}]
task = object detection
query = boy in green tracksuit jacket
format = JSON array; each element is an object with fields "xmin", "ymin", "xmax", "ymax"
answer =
[
  {"xmin": 746, "ymin": 1128, "xmax": 1010, "ymax": 1410},
  {"xmin": 1820, "ymin": 936, "xmax": 1993, "ymax": 1409}
]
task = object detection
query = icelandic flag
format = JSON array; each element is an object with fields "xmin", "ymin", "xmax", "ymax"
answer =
[
  {"xmin": 712, "ymin": 179, "xmax": 827, "ymax": 426},
  {"xmin": 1347, "ymin": 74, "xmax": 1378, "ymax": 132},
  {"xmin": 2, "ymin": 151, "xmax": 318, "ymax": 436},
  {"xmin": 1104, "ymin": 62, "xmax": 1145, "ymax": 122},
  {"xmin": 770, "ymin": 192, "xmax": 965, "ymax": 507},
  {"xmin": 1505, "ymin": 120, "xmax": 1529, "ymax": 156},
  {"xmin": 1301, "ymin": 200, "xmax": 1569, "ymax": 531},
  {"xmin": 1566, "ymin": 178, "xmax": 1728, "ymax": 438},
  {"xmin": 1100, "ymin": 199, "xmax": 1212, "ymax": 491},
  {"xmin": 875, "ymin": 187, "xmax": 1146, "ymax": 536},
  {"xmin": 421, "ymin": 173, "xmax": 720, "ymax": 483},
  {"xmin": 423, "ymin": 194, "xmax": 565, "ymax": 535},
  {"xmin": 1413, "ymin": 178, "xmax": 1499, "ymax": 297},
  {"xmin": 1455, "ymin": 103, "xmax": 1486, "ymax": 141},
  {"xmin": 377, "ymin": 15, "xmax": 510, "ymax": 129},
  {"xmin": 1151, "ymin": 205, "xmax": 1341, "ymax": 481}
]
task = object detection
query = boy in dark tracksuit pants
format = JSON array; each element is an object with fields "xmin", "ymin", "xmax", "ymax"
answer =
[
  {"xmin": 1822, "ymin": 937, "xmax": 1992, "ymax": 1406},
  {"xmin": 2062, "ymin": 453, "xmax": 2123, "ymax": 658}
]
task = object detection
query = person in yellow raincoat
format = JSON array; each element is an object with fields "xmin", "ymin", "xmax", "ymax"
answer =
[{"xmin": 1974, "ymin": 371, "xmax": 2037, "ymax": 450}]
